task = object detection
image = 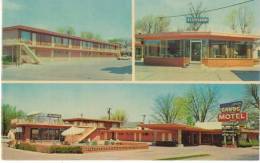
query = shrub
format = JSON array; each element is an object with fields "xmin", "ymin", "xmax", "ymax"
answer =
[
  {"xmin": 238, "ymin": 140, "xmax": 252, "ymax": 148},
  {"xmin": 90, "ymin": 141, "xmax": 97, "ymax": 146},
  {"xmin": 15, "ymin": 143, "xmax": 36, "ymax": 152},
  {"xmin": 250, "ymin": 140, "xmax": 259, "ymax": 146},
  {"xmin": 104, "ymin": 140, "xmax": 110, "ymax": 145},
  {"xmin": 221, "ymin": 141, "xmax": 233, "ymax": 146},
  {"xmin": 2, "ymin": 55, "xmax": 13, "ymax": 65},
  {"xmin": 49, "ymin": 146, "xmax": 82, "ymax": 153}
]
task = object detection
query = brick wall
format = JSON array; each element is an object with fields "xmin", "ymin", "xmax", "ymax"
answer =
[
  {"xmin": 144, "ymin": 56, "xmax": 189, "ymax": 67},
  {"xmin": 202, "ymin": 58, "xmax": 254, "ymax": 67}
]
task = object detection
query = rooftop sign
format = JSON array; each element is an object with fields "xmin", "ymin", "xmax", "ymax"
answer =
[
  {"xmin": 218, "ymin": 101, "xmax": 248, "ymax": 122},
  {"xmin": 186, "ymin": 17, "xmax": 209, "ymax": 24}
]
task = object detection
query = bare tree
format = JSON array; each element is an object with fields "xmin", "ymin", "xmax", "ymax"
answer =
[
  {"xmin": 185, "ymin": 86, "xmax": 218, "ymax": 122},
  {"xmin": 186, "ymin": 2, "xmax": 207, "ymax": 31},
  {"xmin": 152, "ymin": 94, "xmax": 180, "ymax": 123},
  {"xmin": 136, "ymin": 15, "xmax": 170, "ymax": 34},
  {"xmin": 238, "ymin": 6, "xmax": 254, "ymax": 34},
  {"xmin": 226, "ymin": 9, "xmax": 238, "ymax": 32}
]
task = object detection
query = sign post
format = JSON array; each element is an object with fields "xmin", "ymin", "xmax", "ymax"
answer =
[{"xmin": 218, "ymin": 101, "xmax": 247, "ymax": 147}]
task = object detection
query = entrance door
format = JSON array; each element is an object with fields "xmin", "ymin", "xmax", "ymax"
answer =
[{"xmin": 190, "ymin": 41, "xmax": 202, "ymax": 63}]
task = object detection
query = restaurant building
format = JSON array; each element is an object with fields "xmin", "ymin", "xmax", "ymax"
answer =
[
  {"xmin": 10, "ymin": 113, "xmax": 259, "ymax": 147},
  {"xmin": 136, "ymin": 32, "xmax": 260, "ymax": 67},
  {"xmin": 3, "ymin": 25, "xmax": 121, "ymax": 64}
]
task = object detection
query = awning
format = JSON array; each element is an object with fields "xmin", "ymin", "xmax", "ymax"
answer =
[{"xmin": 61, "ymin": 126, "xmax": 85, "ymax": 136}]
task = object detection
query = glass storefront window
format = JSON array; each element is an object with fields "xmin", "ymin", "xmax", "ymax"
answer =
[
  {"xmin": 54, "ymin": 37, "xmax": 62, "ymax": 45},
  {"xmin": 31, "ymin": 128, "xmax": 40, "ymax": 140},
  {"xmin": 144, "ymin": 40, "xmax": 160, "ymax": 56},
  {"xmin": 36, "ymin": 34, "xmax": 51, "ymax": 44},
  {"xmin": 167, "ymin": 40, "xmax": 181, "ymax": 57},
  {"xmin": 20, "ymin": 31, "xmax": 31, "ymax": 41},
  {"xmin": 160, "ymin": 40, "xmax": 167, "ymax": 56},
  {"xmin": 63, "ymin": 38, "xmax": 69, "ymax": 46}
]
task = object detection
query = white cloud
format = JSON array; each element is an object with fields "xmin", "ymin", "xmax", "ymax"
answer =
[{"xmin": 4, "ymin": 0, "xmax": 24, "ymax": 11}]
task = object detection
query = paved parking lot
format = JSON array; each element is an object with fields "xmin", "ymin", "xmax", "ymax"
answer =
[
  {"xmin": 2, "ymin": 58, "xmax": 132, "ymax": 81},
  {"xmin": 136, "ymin": 61, "xmax": 260, "ymax": 81},
  {"xmin": 2, "ymin": 144, "xmax": 259, "ymax": 160}
]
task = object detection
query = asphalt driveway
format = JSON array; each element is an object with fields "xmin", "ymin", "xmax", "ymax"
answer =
[
  {"xmin": 2, "ymin": 58, "xmax": 132, "ymax": 81},
  {"xmin": 2, "ymin": 144, "xmax": 259, "ymax": 160}
]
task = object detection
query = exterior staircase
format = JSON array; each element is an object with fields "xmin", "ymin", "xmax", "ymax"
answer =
[
  {"xmin": 64, "ymin": 127, "xmax": 97, "ymax": 145},
  {"xmin": 21, "ymin": 44, "xmax": 40, "ymax": 64}
]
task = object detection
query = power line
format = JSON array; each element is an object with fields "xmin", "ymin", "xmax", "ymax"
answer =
[{"xmin": 158, "ymin": 0, "xmax": 254, "ymax": 19}]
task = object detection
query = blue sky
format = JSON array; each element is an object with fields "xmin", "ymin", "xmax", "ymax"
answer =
[
  {"xmin": 136, "ymin": 0, "xmax": 260, "ymax": 34},
  {"xmin": 2, "ymin": 84, "xmax": 249, "ymax": 122},
  {"xmin": 3, "ymin": 0, "xmax": 131, "ymax": 40}
]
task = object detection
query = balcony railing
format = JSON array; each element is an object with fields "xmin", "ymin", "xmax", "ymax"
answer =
[
  {"xmin": 11, "ymin": 118, "xmax": 66, "ymax": 126},
  {"xmin": 3, "ymin": 39, "xmax": 120, "ymax": 53}
]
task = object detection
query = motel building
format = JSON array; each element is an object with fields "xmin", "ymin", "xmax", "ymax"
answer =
[
  {"xmin": 9, "ymin": 112, "xmax": 259, "ymax": 148},
  {"xmin": 135, "ymin": 32, "xmax": 260, "ymax": 67},
  {"xmin": 2, "ymin": 25, "xmax": 121, "ymax": 64}
]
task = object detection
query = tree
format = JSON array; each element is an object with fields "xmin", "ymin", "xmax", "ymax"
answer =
[
  {"xmin": 184, "ymin": 86, "xmax": 218, "ymax": 122},
  {"xmin": 226, "ymin": 7, "xmax": 254, "ymax": 34},
  {"xmin": 152, "ymin": 94, "xmax": 181, "ymax": 123},
  {"xmin": 57, "ymin": 26, "xmax": 76, "ymax": 36},
  {"xmin": 136, "ymin": 15, "xmax": 170, "ymax": 34},
  {"xmin": 101, "ymin": 109, "xmax": 128, "ymax": 122},
  {"xmin": 186, "ymin": 2, "xmax": 207, "ymax": 31},
  {"xmin": 226, "ymin": 9, "xmax": 238, "ymax": 32},
  {"xmin": 2, "ymin": 104, "xmax": 26, "ymax": 135},
  {"xmin": 238, "ymin": 6, "xmax": 254, "ymax": 34},
  {"xmin": 80, "ymin": 32, "xmax": 102, "ymax": 40},
  {"xmin": 242, "ymin": 84, "xmax": 260, "ymax": 129}
]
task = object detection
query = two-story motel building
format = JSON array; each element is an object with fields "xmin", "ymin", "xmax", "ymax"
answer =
[{"xmin": 3, "ymin": 25, "xmax": 121, "ymax": 63}]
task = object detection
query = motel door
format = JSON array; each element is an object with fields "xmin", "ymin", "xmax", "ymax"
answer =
[{"xmin": 190, "ymin": 41, "xmax": 202, "ymax": 63}]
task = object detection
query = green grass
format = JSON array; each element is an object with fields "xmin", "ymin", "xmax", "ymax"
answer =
[{"xmin": 157, "ymin": 154, "xmax": 210, "ymax": 160}]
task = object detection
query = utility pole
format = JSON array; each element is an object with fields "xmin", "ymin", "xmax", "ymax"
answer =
[
  {"xmin": 142, "ymin": 114, "xmax": 146, "ymax": 123},
  {"xmin": 107, "ymin": 108, "xmax": 112, "ymax": 120}
]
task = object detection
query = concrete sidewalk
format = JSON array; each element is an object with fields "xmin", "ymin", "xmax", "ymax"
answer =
[
  {"xmin": 2, "ymin": 144, "xmax": 259, "ymax": 160},
  {"xmin": 136, "ymin": 62, "xmax": 260, "ymax": 81}
]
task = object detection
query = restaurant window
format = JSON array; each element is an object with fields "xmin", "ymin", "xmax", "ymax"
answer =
[
  {"xmin": 20, "ymin": 31, "xmax": 31, "ymax": 42},
  {"xmin": 234, "ymin": 42, "xmax": 249, "ymax": 58},
  {"xmin": 31, "ymin": 128, "xmax": 40, "ymax": 140},
  {"xmin": 167, "ymin": 40, "xmax": 181, "ymax": 57},
  {"xmin": 144, "ymin": 40, "xmax": 160, "ymax": 56},
  {"xmin": 160, "ymin": 40, "xmax": 167, "ymax": 56}
]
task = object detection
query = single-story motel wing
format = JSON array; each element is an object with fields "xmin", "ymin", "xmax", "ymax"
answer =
[
  {"xmin": 3, "ymin": 25, "xmax": 121, "ymax": 64},
  {"xmin": 135, "ymin": 32, "xmax": 260, "ymax": 67},
  {"xmin": 10, "ymin": 113, "xmax": 259, "ymax": 147}
]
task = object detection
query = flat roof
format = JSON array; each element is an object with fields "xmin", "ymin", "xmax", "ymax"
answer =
[
  {"xmin": 136, "ymin": 32, "xmax": 260, "ymax": 42},
  {"xmin": 63, "ymin": 117, "xmax": 122, "ymax": 123},
  {"xmin": 3, "ymin": 25, "xmax": 119, "ymax": 46},
  {"xmin": 139, "ymin": 123, "xmax": 222, "ymax": 133}
]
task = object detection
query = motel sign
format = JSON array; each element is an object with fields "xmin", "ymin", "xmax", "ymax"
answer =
[
  {"xmin": 218, "ymin": 101, "xmax": 248, "ymax": 122},
  {"xmin": 186, "ymin": 17, "xmax": 209, "ymax": 24}
]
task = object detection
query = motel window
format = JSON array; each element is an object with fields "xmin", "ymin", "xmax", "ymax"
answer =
[
  {"xmin": 36, "ymin": 33, "xmax": 51, "ymax": 44},
  {"xmin": 54, "ymin": 37, "xmax": 62, "ymax": 45},
  {"xmin": 167, "ymin": 40, "xmax": 182, "ymax": 57},
  {"xmin": 71, "ymin": 39, "xmax": 80, "ymax": 47},
  {"xmin": 20, "ymin": 31, "xmax": 31, "ymax": 42},
  {"xmin": 83, "ymin": 41, "xmax": 93, "ymax": 48},
  {"xmin": 93, "ymin": 43, "xmax": 99, "ymax": 49},
  {"xmin": 63, "ymin": 38, "xmax": 69, "ymax": 46}
]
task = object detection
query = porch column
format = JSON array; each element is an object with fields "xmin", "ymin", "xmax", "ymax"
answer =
[
  {"xmin": 32, "ymin": 33, "xmax": 36, "ymax": 46},
  {"xmin": 247, "ymin": 46, "xmax": 252, "ymax": 58},
  {"xmin": 209, "ymin": 45, "xmax": 213, "ymax": 58},
  {"xmin": 177, "ymin": 129, "xmax": 183, "ymax": 147},
  {"xmin": 211, "ymin": 134, "xmax": 214, "ymax": 145},
  {"xmin": 141, "ymin": 46, "xmax": 144, "ymax": 61},
  {"xmin": 51, "ymin": 36, "xmax": 55, "ymax": 47},
  {"xmin": 162, "ymin": 133, "xmax": 165, "ymax": 141},
  {"xmin": 134, "ymin": 132, "xmax": 137, "ymax": 141},
  {"xmin": 153, "ymin": 131, "xmax": 157, "ymax": 143},
  {"xmin": 115, "ymin": 132, "xmax": 118, "ymax": 140},
  {"xmin": 223, "ymin": 135, "xmax": 227, "ymax": 146},
  {"xmin": 138, "ymin": 133, "xmax": 142, "ymax": 142},
  {"xmin": 232, "ymin": 135, "xmax": 235, "ymax": 146},
  {"xmin": 198, "ymin": 132, "xmax": 201, "ymax": 145},
  {"xmin": 191, "ymin": 133, "xmax": 194, "ymax": 145},
  {"xmin": 104, "ymin": 132, "xmax": 108, "ymax": 140}
]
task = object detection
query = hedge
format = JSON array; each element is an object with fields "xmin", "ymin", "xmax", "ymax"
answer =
[
  {"xmin": 49, "ymin": 146, "xmax": 82, "ymax": 153},
  {"xmin": 15, "ymin": 143, "xmax": 36, "ymax": 152},
  {"xmin": 250, "ymin": 140, "xmax": 259, "ymax": 146},
  {"xmin": 238, "ymin": 140, "xmax": 252, "ymax": 148}
]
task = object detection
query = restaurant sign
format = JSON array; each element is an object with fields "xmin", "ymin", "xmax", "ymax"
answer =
[
  {"xmin": 218, "ymin": 101, "xmax": 248, "ymax": 122},
  {"xmin": 186, "ymin": 17, "xmax": 209, "ymax": 24}
]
